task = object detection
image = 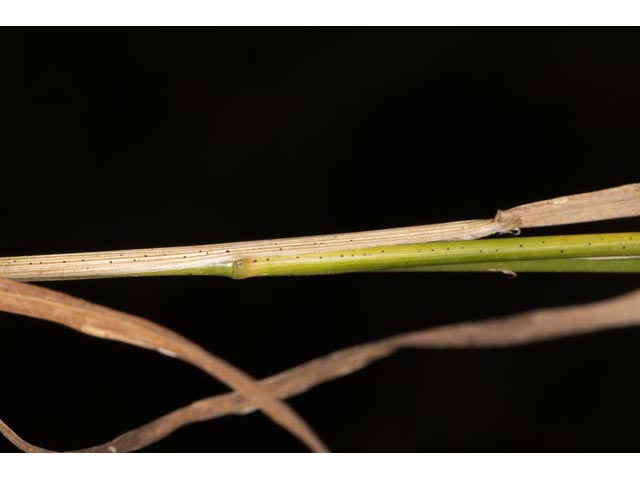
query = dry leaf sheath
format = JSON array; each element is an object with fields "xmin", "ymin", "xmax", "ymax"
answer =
[{"xmin": 0, "ymin": 183, "xmax": 638, "ymax": 281}]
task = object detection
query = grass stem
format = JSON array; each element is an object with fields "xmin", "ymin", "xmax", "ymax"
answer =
[{"xmin": 1, "ymin": 233, "xmax": 639, "ymax": 280}]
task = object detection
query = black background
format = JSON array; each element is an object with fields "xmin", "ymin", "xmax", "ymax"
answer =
[{"xmin": 0, "ymin": 28, "xmax": 638, "ymax": 452}]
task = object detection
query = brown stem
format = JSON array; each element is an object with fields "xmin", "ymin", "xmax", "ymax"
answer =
[{"xmin": 4, "ymin": 286, "xmax": 640, "ymax": 452}]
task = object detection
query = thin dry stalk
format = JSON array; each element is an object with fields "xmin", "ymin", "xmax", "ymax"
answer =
[
  {"xmin": 0, "ymin": 279, "xmax": 326, "ymax": 453},
  {"xmin": 2, "ymin": 285, "xmax": 640, "ymax": 452}
]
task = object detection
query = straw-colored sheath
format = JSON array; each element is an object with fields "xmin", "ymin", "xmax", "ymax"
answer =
[{"xmin": 0, "ymin": 183, "xmax": 638, "ymax": 281}]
